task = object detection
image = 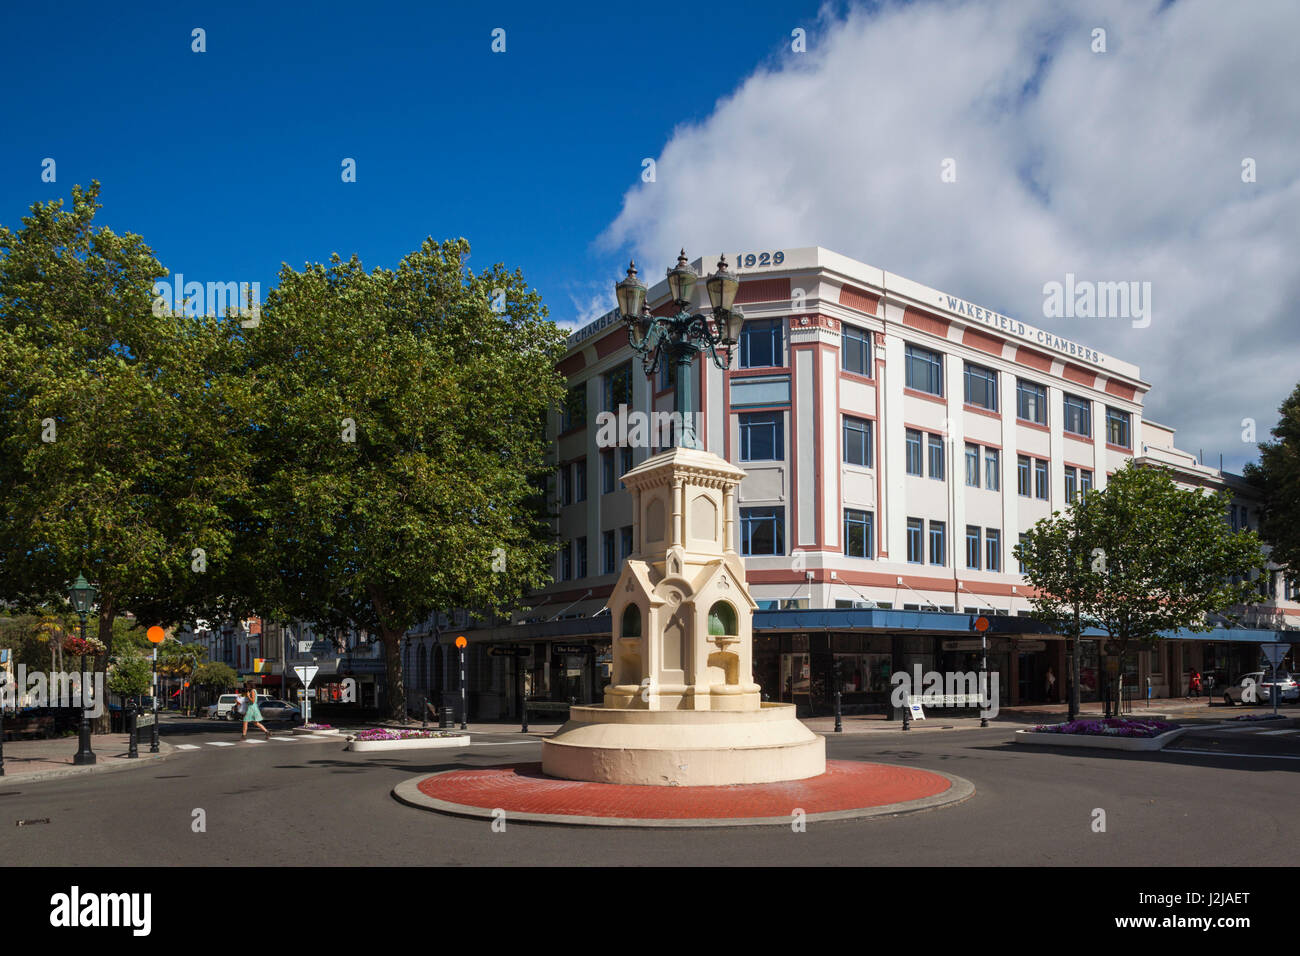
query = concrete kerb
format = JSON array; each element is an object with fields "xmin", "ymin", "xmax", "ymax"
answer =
[
  {"xmin": 392, "ymin": 764, "xmax": 975, "ymax": 829},
  {"xmin": 0, "ymin": 741, "xmax": 180, "ymax": 784}
]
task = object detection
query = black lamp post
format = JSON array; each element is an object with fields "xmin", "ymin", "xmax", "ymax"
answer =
[
  {"xmin": 69, "ymin": 573, "xmax": 98, "ymax": 766},
  {"xmin": 615, "ymin": 252, "xmax": 745, "ymax": 450}
]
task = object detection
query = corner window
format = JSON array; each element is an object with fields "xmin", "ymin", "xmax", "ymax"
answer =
[
  {"xmin": 844, "ymin": 416, "xmax": 873, "ymax": 467},
  {"xmin": 740, "ymin": 507, "xmax": 785, "ymax": 556},
  {"xmin": 739, "ymin": 411, "xmax": 784, "ymax": 461},
  {"xmin": 740, "ymin": 318, "xmax": 784, "ymax": 369},
  {"xmin": 844, "ymin": 509, "xmax": 874, "ymax": 559},
  {"xmin": 842, "ymin": 325, "xmax": 872, "ymax": 376}
]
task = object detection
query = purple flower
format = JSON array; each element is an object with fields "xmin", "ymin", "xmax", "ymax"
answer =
[{"xmin": 1031, "ymin": 717, "xmax": 1177, "ymax": 739}]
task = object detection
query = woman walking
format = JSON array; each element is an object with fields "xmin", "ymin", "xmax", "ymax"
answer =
[{"xmin": 240, "ymin": 688, "xmax": 272, "ymax": 740}]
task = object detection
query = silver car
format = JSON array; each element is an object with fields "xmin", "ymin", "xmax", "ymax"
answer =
[
  {"xmin": 256, "ymin": 698, "xmax": 302, "ymax": 722},
  {"xmin": 1222, "ymin": 671, "xmax": 1299, "ymax": 705}
]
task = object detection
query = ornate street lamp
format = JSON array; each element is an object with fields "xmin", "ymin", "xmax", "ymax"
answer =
[
  {"xmin": 69, "ymin": 573, "xmax": 98, "ymax": 766},
  {"xmin": 614, "ymin": 252, "xmax": 745, "ymax": 450}
]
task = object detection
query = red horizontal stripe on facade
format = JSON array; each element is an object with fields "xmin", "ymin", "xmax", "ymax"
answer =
[
  {"xmin": 961, "ymin": 326, "xmax": 1005, "ymax": 358},
  {"xmin": 736, "ymin": 277, "xmax": 792, "ymax": 304},
  {"xmin": 838, "ymin": 283, "xmax": 880, "ymax": 314},
  {"xmin": 902, "ymin": 307, "xmax": 951, "ymax": 339},
  {"xmin": 557, "ymin": 352, "xmax": 585, "ymax": 376},
  {"xmin": 1105, "ymin": 378, "xmax": 1137, "ymax": 401},
  {"xmin": 1062, "ymin": 363, "xmax": 1096, "ymax": 388},
  {"xmin": 1014, "ymin": 345, "xmax": 1053, "ymax": 372},
  {"xmin": 594, "ymin": 327, "xmax": 628, "ymax": 358}
]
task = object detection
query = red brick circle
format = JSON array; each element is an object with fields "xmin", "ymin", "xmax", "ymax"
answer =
[{"xmin": 415, "ymin": 760, "xmax": 951, "ymax": 821}]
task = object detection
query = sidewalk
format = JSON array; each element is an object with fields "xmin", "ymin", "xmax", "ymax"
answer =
[{"xmin": 0, "ymin": 733, "xmax": 176, "ymax": 782}]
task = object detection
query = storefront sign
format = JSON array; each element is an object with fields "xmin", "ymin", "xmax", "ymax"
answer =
[
  {"xmin": 553, "ymin": 644, "xmax": 594, "ymax": 655},
  {"xmin": 1015, "ymin": 641, "xmax": 1046, "ymax": 652}
]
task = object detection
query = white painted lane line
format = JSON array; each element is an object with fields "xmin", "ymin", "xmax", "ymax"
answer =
[
  {"xmin": 174, "ymin": 744, "xmax": 200, "ymax": 750},
  {"xmin": 1175, "ymin": 748, "xmax": 1300, "ymax": 761},
  {"xmin": 1213, "ymin": 725, "xmax": 1263, "ymax": 732},
  {"xmin": 473, "ymin": 740, "xmax": 543, "ymax": 746},
  {"xmin": 271, "ymin": 736, "xmax": 296, "ymax": 741},
  {"xmin": 241, "ymin": 739, "xmax": 266, "ymax": 744},
  {"xmin": 1260, "ymin": 729, "xmax": 1296, "ymax": 735},
  {"xmin": 207, "ymin": 741, "xmax": 236, "ymax": 747}
]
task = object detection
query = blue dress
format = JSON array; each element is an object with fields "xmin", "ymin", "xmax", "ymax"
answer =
[{"xmin": 243, "ymin": 698, "xmax": 263, "ymax": 722}]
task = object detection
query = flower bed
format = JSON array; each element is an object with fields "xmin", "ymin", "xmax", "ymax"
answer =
[
  {"xmin": 1015, "ymin": 717, "xmax": 1185, "ymax": 751},
  {"xmin": 345, "ymin": 727, "xmax": 470, "ymax": 753},
  {"xmin": 292, "ymin": 723, "xmax": 341, "ymax": 736}
]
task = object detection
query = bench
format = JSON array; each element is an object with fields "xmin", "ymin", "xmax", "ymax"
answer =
[{"xmin": 2, "ymin": 715, "xmax": 55, "ymax": 741}]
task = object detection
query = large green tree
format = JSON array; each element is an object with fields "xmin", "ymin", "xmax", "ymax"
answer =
[
  {"xmin": 0, "ymin": 183, "xmax": 251, "ymax": 728},
  {"xmin": 241, "ymin": 239, "xmax": 566, "ymax": 719},
  {"xmin": 1016, "ymin": 463, "xmax": 1268, "ymax": 707},
  {"xmin": 1244, "ymin": 383, "xmax": 1300, "ymax": 581}
]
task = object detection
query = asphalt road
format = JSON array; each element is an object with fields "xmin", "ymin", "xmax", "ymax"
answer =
[{"xmin": 2, "ymin": 716, "xmax": 1296, "ymax": 867}]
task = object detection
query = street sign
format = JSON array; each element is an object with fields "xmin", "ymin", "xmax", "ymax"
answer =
[
  {"xmin": 973, "ymin": 616, "xmax": 990, "ymax": 633},
  {"xmin": 455, "ymin": 636, "xmax": 467, "ymax": 649},
  {"xmin": 1261, "ymin": 644, "xmax": 1291, "ymax": 667},
  {"xmin": 137, "ymin": 713, "xmax": 155, "ymax": 728},
  {"xmin": 296, "ymin": 689, "xmax": 305, "ymax": 700},
  {"xmin": 146, "ymin": 626, "xmax": 165, "ymax": 644},
  {"xmin": 293, "ymin": 665, "xmax": 319, "ymax": 687},
  {"xmin": 907, "ymin": 697, "xmax": 926, "ymax": 720}
]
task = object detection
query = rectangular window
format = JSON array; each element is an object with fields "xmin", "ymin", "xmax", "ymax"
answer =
[
  {"xmin": 558, "ymin": 541, "xmax": 572, "ymax": 580},
  {"xmin": 966, "ymin": 525, "xmax": 981, "ymax": 570},
  {"xmin": 1065, "ymin": 466, "xmax": 1077, "ymax": 502},
  {"xmin": 1080, "ymin": 469, "xmax": 1093, "ymax": 496},
  {"xmin": 740, "ymin": 318, "xmax": 784, "ymax": 369},
  {"xmin": 559, "ymin": 466, "xmax": 572, "ymax": 506},
  {"xmin": 1034, "ymin": 459, "xmax": 1049, "ymax": 500},
  {"xmin": 619, "ymin": 446, "xmax": 633, "ymax": 483},
  {"xmin": 658, "ymin": 359, "xmax": 677, "ymax": 393},
  {"xmin": 1017, "ymin": 455, "xmax": 1032, "ymax": 497},
  {"xmin": 985, "ymin": 448, "xmax": 1000, "ymax": 491},
  {"xmin": 986, "ymin": 529, "xmax": 1001, "ymax": 572},
  {"xmin": 906, "ymin": 429, "xmax": 923, "ymax": 476},
  {"xmin": 576, "ymin": 537, "xmax": 588, "ymax": 579},
  {"xmin": 1106, "ymin": 407, "xmax": 1131, "ymax": 447},
  {"xmin": 965, "ymin": 443, "xmax": 980, "ymax": 487},
  {"xmin": 1016, "ymin": 379, "xmax": 1048, "ymax": 425},
  {"xmin": 929, "ymin": 521, "xmax": 947, "ymax": 566},
  {"xmin": 1018, "ymin": 533, "xmax": 1028, "ymax": 574},
  {"xmin": 620, "ymin": 526, "xmax": 633, "ymax": 561},
  {"xmin": 573, "ymin": 459, "xmax": 587, "ymax": 502},
  {"xmin": 842, "ymin": 325, "xmax": 872, "ymax": 376},
  {"xmin": 740, "ymin": 507, "xmax": 785, "ymax": 556},
  {"xmin": 740, "ymin": 411, "xmax": 784, "ymax": 461},
  {"xmin": 844, "ymin": 509, "xmax": 874, "ymax": 559},
  {"xmin": 964, "ymin": 363, "xmax": 998, "ymax": 411},
  {"xmin": 906, "ymin": 518, "xmax": 923, "ymax": 564},
  {"xmin": 562, "ymin": 383, "xmax": 587, "ymax": 431},
  {"xmin": 602, "ymin": 530, "xmax": 616, "ymax": 574},
  {"xmin": 843, "ymin": 416, "xmax": 873, "ymax": 467},
  {"xmin": 601, "ymin": 449, "xmax": 615, "ymax": 494},
  {"xmin": 1063, "ymin": 394, "xmax": 1091, "ymax": 437},
  {"xmin": 603, "ymin": 362, "xmax": 632, "ymax": 412},
  {"xmin": 905, "ymin": 344, "xmax": 944, "ymax": 396},
  {"xmin": 928, "ymin": 433, "xmax": 945, "ymax": 480}
]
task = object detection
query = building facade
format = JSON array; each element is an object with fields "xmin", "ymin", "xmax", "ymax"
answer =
[{"xmin": 457, "ymin": 247, "xmax": 1296, "ymax": 717}]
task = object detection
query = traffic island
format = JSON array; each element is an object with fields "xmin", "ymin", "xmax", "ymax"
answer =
[
  {"xmin": 393, "ymin": 759, "xmax": 973, "ymax": 828},
  {"xmin": 346, "ymin": 729, "xmax": 470, "ymax": 752},
  {"xmin": 1014, "ymin": 717, "xmax": 1187, "ymax": 751}
]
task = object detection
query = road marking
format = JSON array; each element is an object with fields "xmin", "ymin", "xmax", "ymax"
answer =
[
  {"xmin": 174, "ymin": 744, "xmax": 200, "ymax": 750},
  {"xmin": 1259, "ymin": 729, "xmax": 1296, "ymax": 735},
  {"xmin": 241, "ymin": 739, "xmax": 266, "ymax": 744},
  {"xmin": 1213, "ymin": 725, "xmax": 1262, "ymax": 732},
  {"xmin": 271, "ymin": 736, "xmax": 297, "ymax": 741},
  {"xmin": 207, "ymin": 741, "xmax": 236, "ymax": 747},
  {"xmin": 1174, "ymin": 748, "xmax": 1300, "ymax": 761},
  {"xmin": 473, "ymin": 740, "xmax": 543, "ymax": 746}
]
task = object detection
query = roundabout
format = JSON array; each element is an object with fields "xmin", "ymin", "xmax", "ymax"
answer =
[{"xmin": 392, "ymin": 759, "xmax": 974, "ymax": 828}]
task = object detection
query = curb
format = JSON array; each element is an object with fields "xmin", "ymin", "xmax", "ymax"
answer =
[
  {"xmin": 392, "ymin": 762, "xmax": 975, "ymax": 829},
  {"xmin": 0, "ymin": 742, "xmax": 180, "ymax": 785}
]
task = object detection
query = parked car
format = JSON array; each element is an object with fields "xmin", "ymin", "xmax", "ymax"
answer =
[
  {"xmin": 256, "ymin": 698, "xmax": 302, "ymax": 722},
  {"xmin": 206, "ymin": 694, "xmax": 244, "ymax": 720},
  {"xmin": 1260, "ymin": 671, "xmax": 1299, "ymax": 703}
]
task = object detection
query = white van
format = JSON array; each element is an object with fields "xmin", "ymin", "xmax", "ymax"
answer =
[{"xmin": 207, "ymin": 694, "xmax": 244, "ymax": 720}]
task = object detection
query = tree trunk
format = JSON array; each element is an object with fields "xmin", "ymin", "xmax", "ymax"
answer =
[
  {"xmin": 92, "ymin": 600, "xmax": 115, "ymax": 734},
  {"xmin": 382, "ymin": 629, "xmax": 405, "ymax": 721}
]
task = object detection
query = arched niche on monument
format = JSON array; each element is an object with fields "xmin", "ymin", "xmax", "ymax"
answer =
[
  {"xmin": 706, "ymin": 600, "xmax": 740, "ymax": 687},
  {"xmin": 618, "ymin": 604, "xmax": 642, "ymax": 685},
  {"xmin": 690, "ymin": 493, "xmax": 718, "ymax": 545}
]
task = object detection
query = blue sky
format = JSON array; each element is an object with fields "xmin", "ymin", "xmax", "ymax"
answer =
[
  {"xmin": 0, "ymin": 0, "xmax": 827, "ymax": 324},
  {"xmin": 2, "ymin": 0, "xmax": 1297, "ymax": 471}
]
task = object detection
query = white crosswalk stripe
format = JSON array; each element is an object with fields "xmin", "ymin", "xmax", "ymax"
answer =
[
  {"xmin": 207, "ymin": 741, "xmax": 236, "ymax": 747},
  {"xmin": 270, "ymin": 736, "xmax": 296, "ymax": 741},
  {"xmin": 1259, "ymin": 728, "xmax": 1296, "ymax": 735},
  {"xmin": 174, "ymin": 744, "xmax": 200, "ymax": 750}
]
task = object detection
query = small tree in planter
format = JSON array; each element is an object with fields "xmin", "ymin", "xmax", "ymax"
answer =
[{"xmin": 1017, "ymin": 464, "xmax": 1268, "ymax": 714}]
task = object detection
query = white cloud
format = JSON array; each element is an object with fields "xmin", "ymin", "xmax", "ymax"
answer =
[{"xmin": 598, "ymin": 0, "xmax": 1300, "ymax": 471}]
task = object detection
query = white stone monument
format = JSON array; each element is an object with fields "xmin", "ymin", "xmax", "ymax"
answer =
[{"xmin": 541, "ymin": 445, "xmax": 826, "ymax": 786}]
